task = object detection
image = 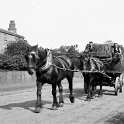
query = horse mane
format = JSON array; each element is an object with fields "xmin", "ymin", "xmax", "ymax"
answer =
[
  {"xmin": 81, "ymin": 52, "xmax": 104, "ymax": 72},
  {"xmin": 90, "ymin": 57, "xmax": 104, "ymax": 72}
]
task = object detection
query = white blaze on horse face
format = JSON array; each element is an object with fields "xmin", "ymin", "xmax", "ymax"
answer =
[
  {"xmin": 28, "ymin": 51, "xmax": 36, "ymax": 68},
  {"xmin": 30, "ymin": 51, "xmax": 36, "ymax": 54},
  {"xmin": 29, "ymin": 53, "xmax": 33, "ymax": 59},
  {"xmin": 30, "ymin": 51, "xmax": 37, "ymax": 56},
  {"xmin": 30, "ymin": 51, "xmax": 39, "ymax": 60},
  {"xmin": 28, "ymin": 51, "xmax": 35, "ymax": 59},
  {"xmin": 28, "ymin": 54, "xmax": 33, "ymax": 67}
]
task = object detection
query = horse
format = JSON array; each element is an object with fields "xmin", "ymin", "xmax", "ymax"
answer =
[
  {"xmin": 79, "ymin": 53, "xmax": 112, "ymax": 100},
  {"xmin": 25, "ymin": 45, "xmax": 75, "ymax": 113}
]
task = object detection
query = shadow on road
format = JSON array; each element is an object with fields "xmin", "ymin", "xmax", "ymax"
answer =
[
  {"xmin": 0, "ymin": 88, "xmax": 85, "ymax": 112},
  {"xmin": 0, "ymin": 88, "xmax": 118, "ymax": 113},
  {"xmin": 105, "ymin": 112, "xmax": 124, "ymax": 124},
  {"xmin": 64, "ymin": 88, "xmax": 86, "ymax": 98},
  {"xmin": 0, "ymin": 99, "xmax": 52, "ymax": 112}
]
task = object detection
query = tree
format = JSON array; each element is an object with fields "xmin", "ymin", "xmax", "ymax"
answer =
[
  {"xmin": 0, "ymin": 40, "xmax": 31, "ymax": 70},
  {"xmin": 5, "ymin": 40, "xmax": 31, "ymax": 56}
]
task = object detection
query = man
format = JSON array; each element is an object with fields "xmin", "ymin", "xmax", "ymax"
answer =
[
  {"xmin": 84, "ymin": 41, "xmax": 94, "ymax": 53},
  {"xmin": 113, "ymin": 43, "xmax": 121, "ymax": 55},
  {"xmin": 112, "ymin": 43, "xmax": 122, "ymax": 63}
]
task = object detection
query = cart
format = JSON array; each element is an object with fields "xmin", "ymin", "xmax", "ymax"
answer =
[{"xmin": 84, "ymin": 42, "xmax": 124, "ymax": 95}]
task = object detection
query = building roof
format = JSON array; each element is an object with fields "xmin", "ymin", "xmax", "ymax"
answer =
[{"xmin": 0, "ymin": 28, "xmax": 24, "ymax": 38}]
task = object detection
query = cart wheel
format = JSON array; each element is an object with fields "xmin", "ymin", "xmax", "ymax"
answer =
[
  {"xmin": 119, "ymin": 86, "xmax": 122, "ymax": 93},
  {"xmin": 119, "ymin": 73, "xmax": 124, "ymax": 93},
  {"xmin": 115, "ymin": 88, "xmax": 119, "ymax": 96},
  {"xmin": 115, "ymin": 77, "xmax": 120, "ymax": 96}
]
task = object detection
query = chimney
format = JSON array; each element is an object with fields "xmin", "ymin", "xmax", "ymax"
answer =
[{"xmin": 8, "ymin": 20, "xmax": 17, "ymax": 33}]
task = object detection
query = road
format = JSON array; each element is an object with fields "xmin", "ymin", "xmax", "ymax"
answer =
[{"xmin": 0, "ymin": 74, "xmax": 124, "ymax": 124}]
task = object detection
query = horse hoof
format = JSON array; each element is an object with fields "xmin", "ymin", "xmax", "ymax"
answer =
[
  {"xmin": 70, "ymin": 96, "xmax": 75, "ymax": 103},
  {"xmin": 98, "ymin": 93, "xmax": 103, "ymax": 97},
  {"xmin": 51, "ymin": 105, "xmax": 58, "ymax": 110},
  {"xmin": 90, "ymin": 96, "xmax": 94, "ymax": 99},
  {"xmin": 86, "ymin": 99, "xmax": 91, "ymax": 101},
  {"xmin": 85, "ymin": 97, "xmax": 91, "ymax": 101},
  {"xmin": 98, "ymin": 94, "xmax": 103, "ymax": 97},
  {"xmin": 59, "ymin": 103, "xmax": 64, "ymax": 107},
  {"xmin": 34, "ymin": 107, "xmax": 41, "ymax": 113}
]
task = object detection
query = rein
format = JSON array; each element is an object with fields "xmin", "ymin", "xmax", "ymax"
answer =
[
  {"xmin": 38, "ymin": 50, "xmax": 115, "ymax": 79},
  {"xmin": 49, "ymin": 63, "xmax": 113, "ymax": 79}
]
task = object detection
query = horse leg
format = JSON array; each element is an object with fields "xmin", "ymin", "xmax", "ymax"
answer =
[
  {"xmin": 86, "ymin": 77, "xmax": 92, "ymax": 101},
  {"xmin": 67, "ymin": 76, "xmax": 75, "ymax": 103},
  {"xmin": 57, "ymin": 82, "xmax": 64, "ymax": 107},
  {"xmin": 91, "ymin": 83, "xmax": 95, "ymax": 98},
  {"xmin": 35, "ymin": 80, "xmax": 43, "ymax": 113},
  {"xmin": 98, "ymin": 83, "xmax": 103, "ymax": 96},
  {"xmin": 52, "ymin": 83, "xmax": 59, "ymax": 109},
  {"xmin": 86, "ymin": 84, "xmax": 92, "ymax": 101},
  {"xmin": 83, "ymin": 73, "xmax": 88, "ymax": 94}
]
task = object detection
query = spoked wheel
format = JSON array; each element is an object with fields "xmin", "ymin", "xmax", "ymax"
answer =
[
  {"xmin": 119, "ymin": 85, "xmax": 123, "ymax": 93},
  {"xmin": 119, "ymin": 73, "xmax": 123, "ymax": 93},
  {"xmin": 114, "ymin": 76, "xmax": 120, "ymax": 96},
  {"xmin": 115, "ymin": 88, "xmax": 119, "ymax": 96}
]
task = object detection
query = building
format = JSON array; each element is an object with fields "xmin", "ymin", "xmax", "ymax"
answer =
[{"xmin": 0, "ymin": 20, "xmax": 24, "ymax": 53}]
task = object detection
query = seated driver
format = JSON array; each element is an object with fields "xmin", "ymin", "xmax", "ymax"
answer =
[
  {"xmin": 113, "ymin": 43, "xmax": 122, "ymax": 55},
  {"xmin": 84, "ymin": 41, "xmax": 94, "ymax": 53}
]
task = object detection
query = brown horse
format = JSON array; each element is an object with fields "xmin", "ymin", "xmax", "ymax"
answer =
[
  {"xmin": 25, "ymin": 46, "xmax": 75, "ymax": 113},
  {"xmin": 80, "ymin": 53, "xmax": 112, "ymax": 100}
]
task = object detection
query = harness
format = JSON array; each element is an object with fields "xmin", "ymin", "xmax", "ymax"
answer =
[
  {"xmin": 40, "ymin": 50, "xmax": 52, "ymax": 71},
  {"xmin": 54, "ymin": 56, "xmax": 69, "ymax": 71},
  {"xmin": 38, "ymin": 50, "xmax": 112, "ymax": 79},
  {"xmin": 39, "ymin": 50, "xmax": 70, "ymax": 72}
]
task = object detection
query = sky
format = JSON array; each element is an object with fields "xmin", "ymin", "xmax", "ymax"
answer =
[{"xmin": 0, "ymin": 0, "xmax": 124, "ymax": 51}]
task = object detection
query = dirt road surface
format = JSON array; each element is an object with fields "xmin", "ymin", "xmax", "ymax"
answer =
[{"xmin": 0, "ymin": 74, "xmax": 124, "ymax": 124}]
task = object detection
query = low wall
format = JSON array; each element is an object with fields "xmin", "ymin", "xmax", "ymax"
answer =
[
  {"xmin": 0, "ymin": 71, "xmax": 83, "ymax": 92},
  {"xmin": 0, "ymin": 70, "xmax": 36, "ymax": 91}
]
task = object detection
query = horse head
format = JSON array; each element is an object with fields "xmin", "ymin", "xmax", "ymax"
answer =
[
  {"xmin": 25, "ymin": 45, "xmax": 40, "ymax": 75},
  {"xmin": 25, "ymin": 46, "xmax": 52, "ymax": 75},
  {"xmin": 79, "ymin": 52, "xmax": 91, "ymax": 70}
]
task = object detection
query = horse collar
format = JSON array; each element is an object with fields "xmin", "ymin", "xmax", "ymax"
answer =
[{"xmin": 40, "ymin": 49, "xmax": 53, "ymax": 71}]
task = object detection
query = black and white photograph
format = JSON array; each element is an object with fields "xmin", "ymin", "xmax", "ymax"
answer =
[{"xmin": 0, "ymin": 0, "xmax": 124, "ymax": 124}]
